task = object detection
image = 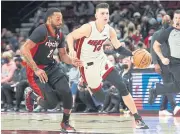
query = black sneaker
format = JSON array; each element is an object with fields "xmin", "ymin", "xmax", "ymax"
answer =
[
  {"xmin": 135, "ymin": 119, "xmax": 149, "ymax": 129},
  {"xmin": 61, "ymin": 121, "xmax": 76, "ymax": 133},
  {"xmin": 148, "ymin": 88, "xmax": 157, "ymax": 105}
]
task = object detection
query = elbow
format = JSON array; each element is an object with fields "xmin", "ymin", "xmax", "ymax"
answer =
[{"xmin": 67, "ymin": 33, "xmax": 74, "ymax": 41}]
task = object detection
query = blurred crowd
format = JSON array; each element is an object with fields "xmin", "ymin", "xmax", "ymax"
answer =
[{"xmin": 1, "ymin": 1, "xmax": 176, "ymax": 113}]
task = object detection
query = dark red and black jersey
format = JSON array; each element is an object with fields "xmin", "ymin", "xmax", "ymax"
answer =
[{"xmin": 28, "ymin": 24, "xmax": 65, "ymax": 66}]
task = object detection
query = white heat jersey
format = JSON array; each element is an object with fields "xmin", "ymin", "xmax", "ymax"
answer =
[{"xmin": 76, "ymin": 21, "xmax": 110, "ymax": 62}]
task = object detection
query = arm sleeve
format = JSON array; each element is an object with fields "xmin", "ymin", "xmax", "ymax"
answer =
[
  {"xmin": 57, "ymin": 32, "xmax": 66, "ymax": 48},
  {"xmin": 28, "ymin": 25, "xmax": 47, "ymax": 44},
  {"xmin": 150, "ymin": 32, "xmax": 159, "ymax": 64},
  {"xmin": 156, "ymin": 29, "xmax": 170, "ymax": 44}
]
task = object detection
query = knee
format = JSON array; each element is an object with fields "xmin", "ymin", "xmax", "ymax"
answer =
[
  {"xmin": 120, "ymin": 89, "xmax": 129, "ymax": 96},
  {"xmin": 113, "ymin": 82, "xmax": 129, "ymax": 96}
]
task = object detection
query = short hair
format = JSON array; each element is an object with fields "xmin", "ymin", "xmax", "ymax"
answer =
[
  {"xmin": 174, "ymin": 10, "xmax": 180, "ymax": 15},
  {"xmin": 45, "ymin": 8, "xmax": 61, "ymax": 22},
  {"xmin": 96, "ymin": 3, "xmax": 109, "ymax": 11},
  {"xmin": 15, "ymin": 57, "xmax": 22, "ymax": 62},
  {"xmin": 2, "ymin": 51, "xmax": 13, "ymax": 59}
]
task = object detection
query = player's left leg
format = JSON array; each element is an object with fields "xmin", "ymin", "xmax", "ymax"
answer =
[
  {"xmin": 105, "ymin": 69, "xmax": 149, "ymax": 129},
  {"xmin": 51, "ymin": 75, "xmax": 75, "ymax": 132}
]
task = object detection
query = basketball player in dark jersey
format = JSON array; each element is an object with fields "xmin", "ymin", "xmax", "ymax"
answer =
[{"xmin": 20, "ymin": 8, "xmax": 82, "ymax": 132}]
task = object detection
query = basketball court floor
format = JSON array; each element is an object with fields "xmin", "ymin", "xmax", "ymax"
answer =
[{"xmin": 1, "ymin": 112, "xmax": 180, "ymax": 134}]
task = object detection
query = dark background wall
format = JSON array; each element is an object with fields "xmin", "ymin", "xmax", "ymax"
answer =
[{"xmin": 1, "ymin": 1, "xmax": 47, "ymax": 32}]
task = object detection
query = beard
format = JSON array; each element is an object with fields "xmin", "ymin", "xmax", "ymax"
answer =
[{"xmin": 51, "ymin": 23, "xmax": 61, "ymax": 30}]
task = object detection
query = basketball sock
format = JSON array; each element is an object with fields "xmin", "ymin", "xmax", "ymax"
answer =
[
  {"xmin": 133, "ymin": 113, "xmax": 142, "ymax": 120},
  {"xmin": 62, "ymin": 113, "xmax": 70, "ymax": 123},
  {"xmin": 30, "ymin": 92, "xmax": 38, "ymax": 101}
]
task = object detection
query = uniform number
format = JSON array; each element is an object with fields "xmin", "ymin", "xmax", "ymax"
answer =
[
  {"xmin": 93, "ymin": 45, "xmax": 102, "ymax": 52},
  {"xmin": 47, "ymin": 49, "xmax": 54, "ymax": 58}
]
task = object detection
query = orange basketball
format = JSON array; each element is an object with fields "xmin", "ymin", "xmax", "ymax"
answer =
[{"xmin": 133, "ymin": 49, "xmax": 152, "ymax": 69}]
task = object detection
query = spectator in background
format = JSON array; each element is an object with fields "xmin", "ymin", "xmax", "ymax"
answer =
[
  {"xmin": 67, "ymin": 66, "xmax": 80, "ymax": 112},
  {"xmin": 86, "ymin": 2, "xmax": 95, "ymax": 16},
  {"xmin": 73, "ymin": 2, "xmax": 87, "ymax": 17},
  {"xmin": 78, "ymin": 78, "xmax": 98, "ymax": 112},
  {"xmin": 156, "ymin": 13, "xmax": 163, "ymax": 29},
  {"xmin": 141, "ymin": 16, "xmax": 149, "ymax": 39},
  {"xmin": 1, "ymin": 57, "xmax": 28, "ymax": 112},
  {"xmin": 110, "ymin": 10, "xmax": 122, "ymax": 26},
  {"xmin": 119, "ymin": 57, "xmax": 132, "ymax": 113},
  {"xmin": 1, "ymin": 51, "xmax": 17, "ymax": 84},
  {"xmin": 104, "ymin": 44, "xmax": 115, "ymax": 55},
  {"xmin": 144, "ymin": 28, "xmax": 155, "ymax": 49},
  {"xmin": 13, "ymin": 57, "xmax": 29, "ymax": 111},
  {"xmin": 4, "ymin": 31, "xmax": 19, "ymax": 51},
  {"xmin": 132, "ymin": 24, "xmax": 142, "ymax": 46},
  {"xmin": 133, "ymin": 12, "xmax": 141, "ymax": 26}
]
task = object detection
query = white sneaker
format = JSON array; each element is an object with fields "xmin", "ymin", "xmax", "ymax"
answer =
[
  {"xmin": 173, "ymin": 106, "xmax": 180, "ymax": 115},
  {"xmin": 159, "ymin": 110, "xmax": 173, "ymax": 116}
]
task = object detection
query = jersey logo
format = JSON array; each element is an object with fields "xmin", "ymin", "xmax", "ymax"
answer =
[
  {"xmin": 88, "ymin": 39, "xmax": 106, "ymax": 52},
  {"xmin": 45, "ymin": 40, "xmax": 59, "ymax": 48}
]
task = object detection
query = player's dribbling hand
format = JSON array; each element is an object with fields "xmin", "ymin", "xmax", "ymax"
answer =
[
  {"xmin": 72, "ymin": 58, "xmax": 83, "ymax": 67},
  {"xmin": 161, "ymin": 58, "xmax": 170, "ymax": 65},
  {"xmin": 34, "ymin": 68, "xmax": 48, "ymax": 83}
]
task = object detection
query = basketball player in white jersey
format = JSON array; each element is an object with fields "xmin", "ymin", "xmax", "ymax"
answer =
[{"xmin": 66, "ymin": 3, "xmax": 148, "ymax": 129}]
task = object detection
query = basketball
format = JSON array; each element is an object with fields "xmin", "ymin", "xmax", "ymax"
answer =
[{"xmin": 133, "ymin": 49, "xmax": 152, "ymax": 69}]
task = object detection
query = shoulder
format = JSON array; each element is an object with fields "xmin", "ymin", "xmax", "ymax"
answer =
[
  {"xmin": 33, "ymin": 24, "xmax": 47, "ymax": 35},
  {"xmin": 109, "ymin": 26, "xmax": 116, "ymax": 36},
  {"xmin": 164, "ymin": 26, "xmax": 174, "ymax": 33},
  {"xmin": 82, "ymin": 23, "xmax": 92, "ymax": 30}
]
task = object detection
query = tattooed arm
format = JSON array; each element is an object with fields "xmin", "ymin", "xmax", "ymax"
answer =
[
  {"xmin": 20, "ymin": 39, "xmax": 48, "ymax": 83},
  {"xmin": 20, "ymin": 25, "xmax": 48, "ymax": 83},
  {"xmin": 20, "ymin": 39, "xmax": 39, "ymax": 71}
]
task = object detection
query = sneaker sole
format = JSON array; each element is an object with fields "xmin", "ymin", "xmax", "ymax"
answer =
[
  {"xmin": 136, "ymin": 125, "xmax": 149, "ymax": 129},
  {"xmin": 60, "ymin": 129, "xmax": 76, "ymax": 133},
  {"xmin": 174, "ymin": 109, "xmax": 180, "ymax": 116}
]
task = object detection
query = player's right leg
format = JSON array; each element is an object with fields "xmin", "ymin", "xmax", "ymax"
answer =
[
  {"xmin": 159, "ymin": 96, "xmax": 173, "ymax": 116},
  {"xmin": 51, "ymin": 75, "xmax": 75, "ymax": 133},
  {"xmin": 105, "ymin": 69, "xmax": 149, "ymax": 129},
  {"xmin": 25, "ymin": 78, "xmax": 59, "ymax": 112},
  {"xmin": 149, "ymin": 59, "xmax": 180, "ymax": 104}
]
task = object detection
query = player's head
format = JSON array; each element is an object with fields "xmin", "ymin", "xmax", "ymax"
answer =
[
  {"xmin": 95, "ymin": 3, "xmax": 109, "ymax": 25},
  {"xmin": 2, "ymin": 51, "xmax": 13, "ymax": 64},
  {"xmin": 173, "ymin": 10, "xmax": 180, "ymax": 28},
  {"xmin": 162, "ymin": 15, "xmax": 171, "ymax": 28},
  {"xmin": 45, "ymin": 8, "xmax": 62, "ymax": 30}
]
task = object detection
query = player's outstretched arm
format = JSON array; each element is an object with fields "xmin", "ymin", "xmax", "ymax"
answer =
[
  {"xmin": 58, "ymin": 48, "xmax": 83, "ymax": 67},
  {"xmin": 153, "ymin": 40, "xmax": 169, "ymax": 65},
  {"xmin": 66, "ymin": 24, "xmax": 91, "ymax": 57},
  {"xmin": 109, "ymin": 27, "xmax": 133, "ymax": 56}
]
